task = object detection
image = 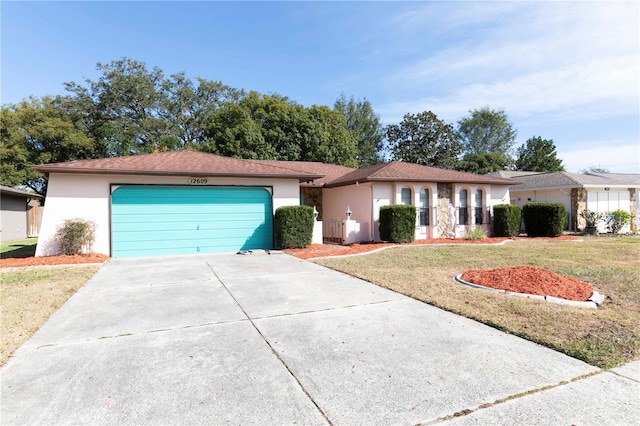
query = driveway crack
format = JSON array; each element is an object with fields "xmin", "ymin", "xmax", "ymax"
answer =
[{"xmin": 206, "ymin": 261, "xmax": 333, "ymax": 425}]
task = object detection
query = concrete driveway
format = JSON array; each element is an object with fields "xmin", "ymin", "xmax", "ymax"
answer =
[{"xmin": 2, "ymin": 251, "xmax": 638, "ymax": 425}]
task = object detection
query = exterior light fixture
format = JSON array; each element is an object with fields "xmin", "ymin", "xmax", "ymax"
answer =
[{"xmin": 346, "ymin": 206, "xmax": 352, "ymax": 219}]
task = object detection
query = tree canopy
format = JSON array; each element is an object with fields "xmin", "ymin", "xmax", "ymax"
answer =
[
  {"xmin": 457, "ymin": 107, "xmax": 517, "ymax": 162},
  {"xmin": 334, "ymin": 94, "xmax": 384, "ymax": 166},
  {"xmin": 202, "ymin": 92, "xmax": 358, "ymax": 166},
  {"xmin": 0, "ymin": 97, "xmax": 95, "ymax": 195},
  {"xmin": 386, "ymin": 111, "xmax": 462, "ymax": 169},
  {"xmin": 60, "ymin": 58, "xmax": 243, "ymax": 156},
  {"xmin": 515, "ymin": 136, "xmax": 565, "ymax": 172},
  {"xmin": 458, "ymin": 152, "xmax": 513, "ymax": 175}
]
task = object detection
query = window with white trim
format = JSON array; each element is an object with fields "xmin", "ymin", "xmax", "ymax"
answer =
[
  {"xmin": 475, "ymin": 189, "xmax": 484, "ymax": 224},
  {"xmin": 419, "ymin": 188, "xmax": 430, "ymax": 226},
  {"xmin": 459, "ymin": 189, "xmax": 469, "ymax": 225},
  {"xmin": 400, "ymin": 188, "xmax": 411, "ymax": 205}
]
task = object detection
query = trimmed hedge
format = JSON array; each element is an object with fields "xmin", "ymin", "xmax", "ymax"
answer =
[
  {"xmin": 274, "ymin": 205, "xmax": 314, "ymax": 249},
  {"xmin": 379, "ymin": 205, "xmax": 416, "ymax": 243},
  {"xmin": 522, "ymin": 202, "xmax": 567, "ymax": 237},
  {"xmin": 493, "ymin": 204, "xmax": 522, "ymax": 237}
]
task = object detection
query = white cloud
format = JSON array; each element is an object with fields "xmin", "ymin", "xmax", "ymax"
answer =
[
  {"xmin": 380, "ymin": 53, "xmax": 639, "ymax": 124},
  {"xmin": 378, "ymin": 1, "xmax": 640, "ymax": 124},
  {"xmin": 558, "ymin": 142, "xmax": 640, "ymax": 174}
]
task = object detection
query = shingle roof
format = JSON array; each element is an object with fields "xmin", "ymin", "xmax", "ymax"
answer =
[
  {"xmin": 507, "ymin": 171, "xmax": 640, "ymax": 191},
  {"xmin": 585, "ymin": 172, "xmax": 640, "ymax": 185},
  {"xmin": 249, "ymin": 160, "xmax": 355, "ymax": 187},
  {"xmin": 33, "ymin": 150, "xmax": 324, "ymax": 181},
  {"xmin": 324, "ymin": 161, "xmax": 515, "ymax": 188},
  {"xmin": 32, "ymin": 151, "xmax": 520, "ymax": 187},
  {"xmin": 488, "ymin": 171, "xmax": 544, "ymax": 179},
  {"xmin": 0, "ymin": 185, "xmax": 43, "ymax": 198}
]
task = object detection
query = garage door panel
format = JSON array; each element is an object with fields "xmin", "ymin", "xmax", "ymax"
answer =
[
  {"xmin": 112, "ymin": 203, "xmax": 268, "ymax": 216},
  {"xmin": 113, "ymin": 225, "xmax": 271, "ymax": 243},
  {"xmin": 111, "ymin": 186, "xmax": 273, "ymax": 257},
  {"xmin": 112, "ymin": 221, "xmax": 269, "ymax": 233}
]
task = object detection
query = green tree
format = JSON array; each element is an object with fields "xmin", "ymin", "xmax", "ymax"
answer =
[
  {"xmin": 304, "ymin": 105, "xmax": 357, "ymax": 167},
  {"xmin": 0, "ymin": 97, "xmax": 95, "ymax": 195},
  {"xmin": 386, "ymin": 111, "xmax": 462, "ymax": 169},
  {"xmin": 334, "ymin": 94, "xmax": 383, "ymax": 166},
  {"xmin": 457, "ymin": 107, "xmax": 517, "ymax": 161},
  {"xmin": 515, "ymin": 136, "xmax": 565, "ymax": 172},
  {"xmin": 203, "ymin": 92, "xmax": 358, "ymax": 166},
  {"xmin": 458, "ymin": 152, "xmax": 513, "ymax": 174},
  {"xmin": 62, "ymin": 58, "xmax": 240, "ymax": 156},
  {"xmin": 64, "ymin": 58, "xmax": 168, "ymax": 155},
  {"xmin": 159, "ymin": 73, "xmax": 244, "ymax": 149}
]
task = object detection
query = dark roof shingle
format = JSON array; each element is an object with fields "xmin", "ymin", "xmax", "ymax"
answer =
[
  {"xmin": 506, "ymin": 171, "xmax": 640, "ymax": 191},
  {"xmin": 248, "ymin": 160, "xmax": 355, "ymax": 186},
  {"xmin": 33, "ymin": 150, "xmax": 324, "ymax": 181},
  {"xmin": 325, "ymin": 161, "xmax": 515, "ymax": 187}
]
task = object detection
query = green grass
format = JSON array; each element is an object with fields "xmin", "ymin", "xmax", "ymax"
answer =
[
  {"xmin": 317, "ymin": 238, "xmax": 640, "ymax": 369},
  {"xmin": 0, "ymin": 237, "xmax": 38, "ymax": 259},
  {"xmin": 1, "ymin": 265, "xmax": 101, "ymax": 365}
]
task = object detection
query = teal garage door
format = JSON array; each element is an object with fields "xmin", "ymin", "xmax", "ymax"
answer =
[{"xmin": 111, "ymin": 186, "xmax": 273, "ymax": 257}]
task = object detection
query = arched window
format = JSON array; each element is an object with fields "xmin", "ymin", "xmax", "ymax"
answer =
[
  {"xmin": 401, "ymin": 188, "xmax": 411, "ymax": 205},
  {"xmin": 475, "ymin": 189, "xmax": 484, "ymax": 224},
  {"xmin": 419, "ymin": 188, "xmax": 429, "ymax": 226},
  {"xmin": 459, "ymin": 189, "xmax": 469, "ymax": 225}
]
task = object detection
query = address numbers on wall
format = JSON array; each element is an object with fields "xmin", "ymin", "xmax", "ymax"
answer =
[{"xmin": 188, "ymin": 177, "xmax": 209, "ymax": 185}]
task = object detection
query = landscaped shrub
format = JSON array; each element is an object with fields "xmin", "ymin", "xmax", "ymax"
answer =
[
  {"xmin": 522, "ymin": 202, "xmax": 567, "ymax": 237},
  {"xmin": 607, "ymin": 209, "xmax": 632, "ymax": 234},
  {"xmin": 492, "ymin": 204, "xmax": 522, "ymax": 237},
  {"xmin": 56, "ymin": 218, "xmax": 96, "ymax": 255},
  {"xmin": 463, "ymin": 228, "xmax": 487, "ymax": 240},
  {"xmin": 379, "ymin": 205, "xmax": 416, "ymax": 243},
  {"xmin": 274, "ymin": 205, "xmax": 314, "ymax": 249}
]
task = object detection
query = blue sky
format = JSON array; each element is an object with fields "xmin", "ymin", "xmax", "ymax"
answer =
[{"xmin": 2, "ymin": 1, "xmax": 639, "ymax": 173}]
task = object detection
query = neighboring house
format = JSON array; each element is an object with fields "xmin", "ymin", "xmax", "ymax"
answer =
[
  {"xmin": 490, "ymin": 171, "xmax": 640, "ymax": 233},
  {"xmin": 0, "ymin": 185, "xmax": 43, "ymax": 242},
  {"xmin": 33, "ymin": 150, "xmax": 515, "ymax": 258}
]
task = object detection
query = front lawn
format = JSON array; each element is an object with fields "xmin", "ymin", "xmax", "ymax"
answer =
[
  {"xmin": 317, "ymin": 238, "xmax": 640, "ymax": 369},
  {"xmin": 0, "ymin": 265, "xmax": 101, "ymax": 366},
  {"xmin": 1, "ymin": 237, "xmax": 38, "ymax": 258}
]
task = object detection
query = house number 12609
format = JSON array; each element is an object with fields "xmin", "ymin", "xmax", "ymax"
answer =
[{"xmin": 189, "ymin": 178, "xmax": 208, "ymax": 185}]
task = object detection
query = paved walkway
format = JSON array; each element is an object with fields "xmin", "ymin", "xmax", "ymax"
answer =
[{"xmin": 2, "ymin": 252, "xmax": 638, "ymax": 425}]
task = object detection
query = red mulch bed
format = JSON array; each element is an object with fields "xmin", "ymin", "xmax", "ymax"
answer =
[
  {"xmin": 0, "ymin": 254, "xmax": 110, "ymax": 268},
  {"xmin": 284, "ymin": 236, "xmax": 579, "ymax": 260},
  {"xmin": 460, "ymin": 266, "xmax": 593, "ymax": 301},
  {"xmin": 284, "ymin": 236, "xmax": 588, "ymax": 301}
]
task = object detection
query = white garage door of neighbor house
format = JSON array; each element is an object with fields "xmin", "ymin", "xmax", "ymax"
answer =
[
  {"xmin": 586, "ymin": 190, "xmax": 631, "ymax": 233},
  {"xmin": 111, "ymin": 185, "xmax": 273, "ymax": 258}
]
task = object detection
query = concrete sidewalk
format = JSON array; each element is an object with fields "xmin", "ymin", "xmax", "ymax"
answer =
[{"xmin": 2, "ymin": 252, "xmax": 638, "ymax": 425}]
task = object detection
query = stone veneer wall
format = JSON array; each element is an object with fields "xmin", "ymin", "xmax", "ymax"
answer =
[
  {"xmin": 436, "ymin": 183, "xmax": 453, "ymax": 238},
  {"xmin": 572, "ymin": 188, "xmax": 587, "ymax": 231}
]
